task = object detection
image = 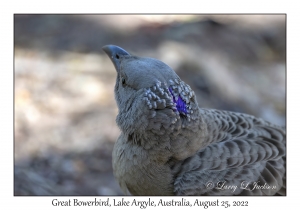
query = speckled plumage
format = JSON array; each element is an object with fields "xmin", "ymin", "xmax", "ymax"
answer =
[{"xmin": 102, "ymin": 45, "xmax": 286, "ymax": 196}]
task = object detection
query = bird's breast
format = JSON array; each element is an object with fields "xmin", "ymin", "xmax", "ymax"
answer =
[{"xmin": 112, "ymin": 133, "xmax": 174, "ymax": 195}]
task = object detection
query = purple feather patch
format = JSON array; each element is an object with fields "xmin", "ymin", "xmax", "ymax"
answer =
[{"xmin": 169, "ymin": 87, "xmax": 187, "ymax": 114}]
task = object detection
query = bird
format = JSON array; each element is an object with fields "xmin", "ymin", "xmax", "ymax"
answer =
[{"xmin": 102, "ymin": 45, "xmax": 286, "ymax": 196}]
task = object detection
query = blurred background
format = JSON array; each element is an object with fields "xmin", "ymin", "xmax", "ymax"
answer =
[{"xmin": 14, "ymin": 15, "xmax": 286, "ymax": 195}]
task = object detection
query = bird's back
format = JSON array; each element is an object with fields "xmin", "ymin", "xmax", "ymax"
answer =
[{"xmin": 172, "ymin": 109, "xmax": 286, "ymax": 195}]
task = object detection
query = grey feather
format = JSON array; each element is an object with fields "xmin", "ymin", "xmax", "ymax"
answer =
[{"xmin": 103, "ymin": 45, "xmax": 286, "ymax": 196}]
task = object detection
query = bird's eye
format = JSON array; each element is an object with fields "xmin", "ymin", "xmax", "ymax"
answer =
[
  {"xmin": 116, "ymin": 54, "xmax": 120, "ymax": 59},
  {"xmin": 121, "ymin": 77, "xmax": 126, "ymax": 85}
]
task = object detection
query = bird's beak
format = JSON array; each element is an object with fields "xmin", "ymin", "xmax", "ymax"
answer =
[{"xmin": 102, "ymin": 45, "xmax": 130, "ymax": 72}]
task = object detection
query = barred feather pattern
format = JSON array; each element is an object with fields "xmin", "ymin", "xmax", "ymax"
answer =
[{"xmin": 172, "ymin": 109, "xmax": 286, "ymax": 195}]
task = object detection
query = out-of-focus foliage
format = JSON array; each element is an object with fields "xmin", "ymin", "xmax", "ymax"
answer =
[{"xmin": 14, "ymin": 15, "xmax": 285, "ymax": 195}]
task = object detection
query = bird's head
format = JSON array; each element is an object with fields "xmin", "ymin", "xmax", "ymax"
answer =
[
  {"xmin": 103, "ymin": 45, "xmax": 180, "ymax": 99},
  {"xmin": 103, "ymin": 45, "xmax": 199, "ymax": 138}
]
